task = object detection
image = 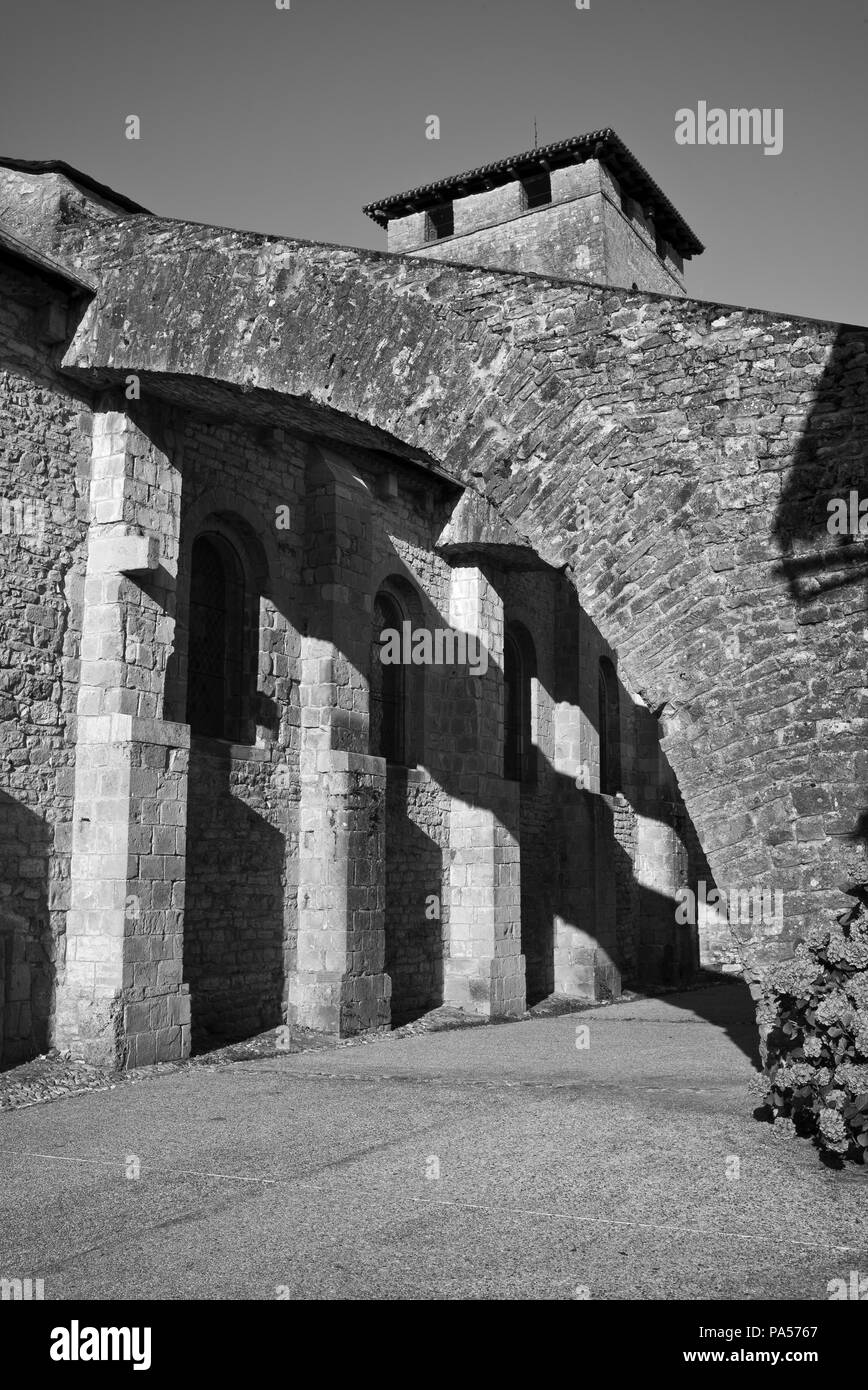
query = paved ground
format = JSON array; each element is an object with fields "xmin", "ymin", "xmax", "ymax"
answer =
[{"xmin": 0, "ymin": 984, "xmax": 865, "ymax": 1301}]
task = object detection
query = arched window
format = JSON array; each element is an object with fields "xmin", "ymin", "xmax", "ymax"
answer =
[
  {"xmin": 186, "ymin": 533, "xmax": 246, "ymax": 741},
  {"xmin": 598, "ymin": 656, "xmax": 621, "ymax": 795},
  {"xmin": 371, "ymin": 590, "xmax": 406, "ymax": 765},
  {"xmin": 504, "ymin": 623, "xmax": 536, "ymax": 783}
]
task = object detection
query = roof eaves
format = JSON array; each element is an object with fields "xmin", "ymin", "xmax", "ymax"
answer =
[{"xmin": 363, "ymin": 129, "xmax": 704, "ymax": 258}]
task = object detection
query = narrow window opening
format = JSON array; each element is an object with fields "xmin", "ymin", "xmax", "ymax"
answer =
[
  {"xmin": 521, "ymin": 171, "xmax": 552, "ymax": 210},
  {"xmin": 186, "ymin": 533, "xmax": 246, "ymax": 741},
  {"xmin": 371, "ymin": 592, "xmax": 406, "ymax": 765},
  {"xmin": 425, "ymin": 203, "xmax": 454, "ymax": 241},
  {"xmin": 504, "ymin": 624, "xmax": 537, "ymax": 783},
  {"xmin": 598, "ymin": 656, "xmax": 622, "ymax": 795}
]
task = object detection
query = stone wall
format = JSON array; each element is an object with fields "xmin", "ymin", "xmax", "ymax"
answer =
[
  {"xmin": 384, "ymin": 770, "xmax": 449, "ymax": 1025},
  {"xmin": 7, "ymin": 165, "xmax": 866, "ymax": 1052},
  {"xmin": 393, "ymin": 159, "xmax": 686, "ymax": 295},
  {"xmin": 53, "ymin": 217, "xmax": 864, "ymax": 999},
  {"xmin": 500, "ymin": 569, "xmax": 558, "ymax": 1002},
  {"xmin": 173, "ymin": 410, "xmax": 461, "ymax": 1038},
  {"xmin": 56, "ymin": 403, "xmax": 190, "ymax": 1067},
  {"xmin": 612, "ymin": 794, "xmax": 639, "ymax": 983},
  {"xmin": 184, "ymin": 746, "xmax": 289, "ymax": 1047},
  {"xmin": 0, "ymin": 260, "xmax": 90, "ymax": 1064},
  {"xmin": 167, "ymin": 411, "xmax": 301, "ymax": 1046}
]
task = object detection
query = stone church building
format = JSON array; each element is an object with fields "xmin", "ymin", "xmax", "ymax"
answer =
[{"xmin": 0, "ymin": 130, "xmax": 865, "ymax": 1069}]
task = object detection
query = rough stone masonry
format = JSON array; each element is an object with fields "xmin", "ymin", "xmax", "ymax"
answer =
[{"xmin": 0, "ymin": 128, "xmax": 865, "ymax": 1069}]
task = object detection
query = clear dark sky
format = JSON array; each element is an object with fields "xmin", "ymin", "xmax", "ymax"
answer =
[{"xmin": 1, "ymin": 0, "xmax": 866, "ymax": 323}]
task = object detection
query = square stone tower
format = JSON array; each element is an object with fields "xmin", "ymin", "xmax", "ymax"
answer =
[{"xmin": 364, "ymin": 128, "xmax": 703, "ymax": 296}]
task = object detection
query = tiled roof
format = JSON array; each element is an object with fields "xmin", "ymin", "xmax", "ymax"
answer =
[{"xmin": 363, "ymin": 128, "xmax": 704, "ymax": 257}]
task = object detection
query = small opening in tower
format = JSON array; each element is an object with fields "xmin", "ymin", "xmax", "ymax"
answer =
[
  {"xmin": 521, "ymin": 171, "xmax": 552, "ymax": 210},
  {"xmin": 425, "ymin": 203, "xmax": 454, "ymax": 240}
]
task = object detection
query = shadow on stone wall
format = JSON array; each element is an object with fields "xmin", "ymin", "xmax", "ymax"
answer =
[
  {"xmin": 772, "ymin": 324, "xmax": 868, "ymax": 893},
  {"xmin": 143, "ymin": 394, "xmax": 758, "ymax": 1066},
  {"xmin": 384, "ymin": 769, "xmax": 445, "ymax": 1026},
  {"xmin": 0, "ymin": 791, "xmax": 52, "ymax": 1070},
  {"xmin": 359, "ymin": 556, "xmax": 758, "ymax": 1058},
  {"xmin": 521, "ymin": 782, "xmax": 557, "ymax": 1006},
  {"xmin": 773, "ymin": 325, "xmax": 868, "ymax": 605},
  {"xmin": 184, "ymin": 744, "xmax": 286, "ymax": 1051}
]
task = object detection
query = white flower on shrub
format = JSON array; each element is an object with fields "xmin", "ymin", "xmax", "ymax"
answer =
[
  {"xmin": 835, "ymin": 1062, "xmax": 868, "ymax": 1092},
  {"xmin": 816, "ymin": 990, "xmax": 852, "ymax": 1026}
]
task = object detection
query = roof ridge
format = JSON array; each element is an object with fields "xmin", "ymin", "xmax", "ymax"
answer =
[{"xmin": 0, "ymin": 157, "xmax": 149, "ymax": 216}]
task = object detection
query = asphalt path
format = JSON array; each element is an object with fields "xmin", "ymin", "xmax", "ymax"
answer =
[{"xmin": 1, "ymin": 986, "xmax": 865, "ymax": 1300}]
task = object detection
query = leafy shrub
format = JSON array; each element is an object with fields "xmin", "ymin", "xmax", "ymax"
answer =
[{"xmin": 757, "ymin": 882, "xmax": 868, "ymax": 1163}]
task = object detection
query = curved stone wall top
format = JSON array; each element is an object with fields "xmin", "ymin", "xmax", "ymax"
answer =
[{"xmin": 24, "ymin": 203, "xmax": 868, "ymax": 979}]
